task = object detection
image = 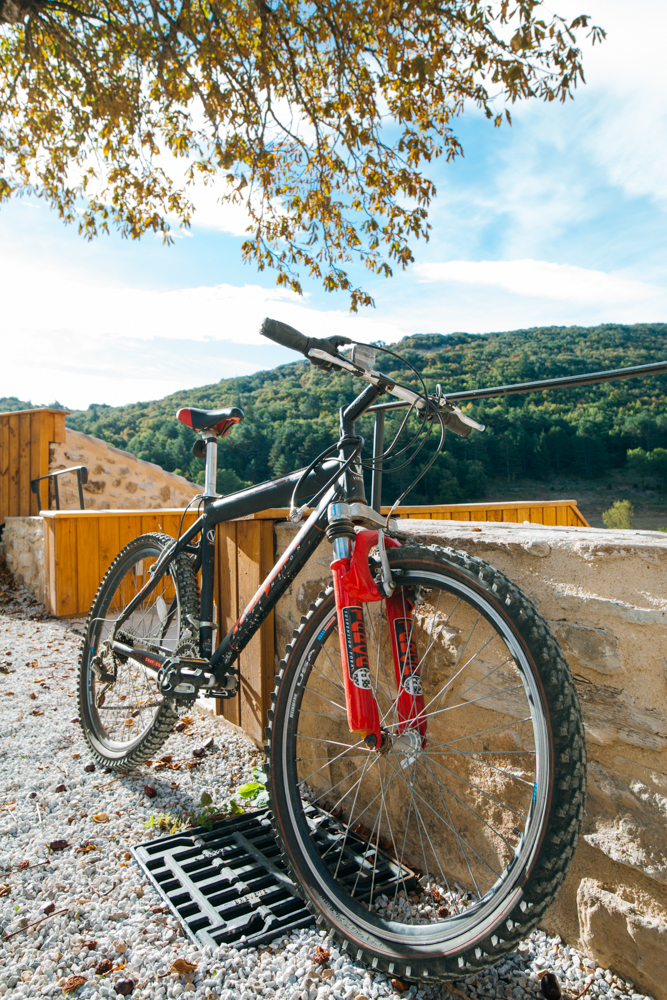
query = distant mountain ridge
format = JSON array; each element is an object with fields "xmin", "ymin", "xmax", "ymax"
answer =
[{"xmin": 64, "ymin": 322, "xmax": 667, "ymax": 504}]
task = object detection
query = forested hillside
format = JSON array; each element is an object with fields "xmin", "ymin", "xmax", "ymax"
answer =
[{"xmin": 65, "ymin": 323, "xmax": 667, "ymax": 507}]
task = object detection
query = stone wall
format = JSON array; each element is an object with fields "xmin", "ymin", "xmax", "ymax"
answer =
[
  {"xmin": 48, "ymin": 428, "xmax": 199, "ymax": 511},
  {"xmin": 274, "ymin": 519, "xmax": 667, "ymax": 1000},
  {"xmin": 0, "ymin": 516, "xmax": 45, "ymax": 604}
]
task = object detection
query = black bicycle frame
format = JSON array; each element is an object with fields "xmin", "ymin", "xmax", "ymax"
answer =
[{"xmin": 112, "ymin": 382, "xmax": 382, "ymax": 686}]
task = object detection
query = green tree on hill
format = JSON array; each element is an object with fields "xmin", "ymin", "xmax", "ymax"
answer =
[{"xmin": 64, "ymin": 322, "xmax": 667, "ymax": 504}]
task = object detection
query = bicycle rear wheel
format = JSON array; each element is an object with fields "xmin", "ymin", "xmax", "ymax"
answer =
[
  {"xmin": 267, "ymin": 543, "xmax": 585, "ymax": 980},
  {"xmin": 78, "ymin": 532, "xmax": 199, "ymax": 770}
]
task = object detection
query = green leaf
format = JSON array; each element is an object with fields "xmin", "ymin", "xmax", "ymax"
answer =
[
  {"xmin": 200, "ymin": 791, "xmax": 213, "ymax": 807},
  {"xmin": 236, "ymin": 781, "xmax": 264, "ymax": 798}
]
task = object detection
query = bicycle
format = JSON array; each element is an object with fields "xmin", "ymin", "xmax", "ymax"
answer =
[{"xmin": 78, "ymin": 318, "xmax": 586, "ymax": 981}]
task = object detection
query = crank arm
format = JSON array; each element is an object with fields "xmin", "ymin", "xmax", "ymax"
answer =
[{"xmin": 110, "ymin": 641, "xmax": 166, "ymax": 671}]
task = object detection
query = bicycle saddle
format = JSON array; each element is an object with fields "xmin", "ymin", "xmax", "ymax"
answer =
[{"xmin": 176, "ymin": 405, "xmax": 244, "ymax": 437}]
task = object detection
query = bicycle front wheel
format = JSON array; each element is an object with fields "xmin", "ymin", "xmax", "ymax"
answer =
[{"xmin": 267, "ymin": 543, "xmax": 585, "ymax": 980}]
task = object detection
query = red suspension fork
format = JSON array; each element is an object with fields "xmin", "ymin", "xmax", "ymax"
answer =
[
  {"xmin": 386, "ymin": 591, "xmax": 426, "ymax": 737},
  {"xmin": 330, "ymin": 534, "xmax": 381, "ymax": 747}
]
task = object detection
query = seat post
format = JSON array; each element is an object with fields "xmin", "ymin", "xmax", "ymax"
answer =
[{"xmin": 203, "ymin": 435, "xmax": 218, "ymax": 497}]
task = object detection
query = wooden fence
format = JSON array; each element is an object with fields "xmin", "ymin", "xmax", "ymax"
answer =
[
  {"xmin": 42, "ymin": 508, "xmax": 276, "ymax": 745},
  {"xmin": 0, "ymin": 408, "xmax": 68, "ymax": 525},
  {"xmin": 384, "ymin": 499, "xmax": 589, "ymax": 526},
  {"xmin": 40, "ymin": 498, "xmax": 588, "ymax": 744}
]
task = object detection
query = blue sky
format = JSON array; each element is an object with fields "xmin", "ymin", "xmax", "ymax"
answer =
[{"xmin": 2, "ymin": 0, "xmax": 667, "ymax": 410}]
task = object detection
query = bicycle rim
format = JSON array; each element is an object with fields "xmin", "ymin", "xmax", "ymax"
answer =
[
  {"xmin": 83, "ymin": 541, "xmax": 183, "ymax": 751},
  {"xmin": 273, "ymin": 567, "xmax": 552, "ymax": 959}
]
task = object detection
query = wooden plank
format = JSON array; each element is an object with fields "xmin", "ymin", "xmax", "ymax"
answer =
[
  {"xmin": 259, "ymin": 519, "xmax": 276, "ymax": 736},
  {"xmin": 54, "ymin": 517, "xmax": 79, "ymax": 616},
  {"xmin": 542, "ymin": 506, "xmax": 556, "ymax": 526},
  {"xmin": 98, "ymin": 514, "xmax": 121, "ymax": 582},
  {"xmin": 29, "ymin": 411, "xmax": 44, "ymax": 516},
  {"xmin": 18, "ymin": 412, "xmax": 31, "ymax": 517},
  {"xmin": 76, "ymin": 514, "xmax": 101, "ymax": 615},
  {"xmin": 7, "ymin": 414, "xmax": 19, "ymax": 519},
  {"xmin": 236, "ymin": 520, "xmax": 264, "ymax": 743},
  {"xmin": 218, "ymin": 522, "xmax": 240, "ymax": 725},
  {"xmin": 43, "ymin": 517, "xmax": 57, "ymax": 615},
  {"xmin": 0, "ymin": 416, "xmax": 9, "ymax": 525}
]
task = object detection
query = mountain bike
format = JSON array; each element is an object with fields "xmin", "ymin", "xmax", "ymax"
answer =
[{"xmin": 78, "ymin": 318, "xmax": 586, "ymax": 981}]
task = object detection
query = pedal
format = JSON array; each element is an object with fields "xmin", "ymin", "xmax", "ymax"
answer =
[{"xmin": 157, "ymin": 656, "xmax": 218, "ymax": 696}]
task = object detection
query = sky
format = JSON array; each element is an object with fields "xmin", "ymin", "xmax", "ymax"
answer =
[{"xmin": 2, "ymin": 0, "xmax": 667, "ymax": 411}]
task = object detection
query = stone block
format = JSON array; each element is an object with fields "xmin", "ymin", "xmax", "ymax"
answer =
[
  {"xmin": 1, "ymin": 516, "xmax": 45, "ymax": 603},
  {"xmin": 577, "ymin": 879, "xmax": 667, "ymax": 999},
  {"xmin": 48, "ymin": 429, "xmax": 200, "ymax": 511}
]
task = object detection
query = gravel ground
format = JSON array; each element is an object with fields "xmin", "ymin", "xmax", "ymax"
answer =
[{"xmin": 0, "ymin": 563, "xmax": 655, "ymax": 1000}]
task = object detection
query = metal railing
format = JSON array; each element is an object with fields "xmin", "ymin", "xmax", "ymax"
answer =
[{"xmin": 31, "ymin": 465, "xmax": 88, "ymax": 512}]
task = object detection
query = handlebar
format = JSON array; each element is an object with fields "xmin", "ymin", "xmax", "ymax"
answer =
[
  {"xmin": 260, "ymin": 318, "xmax": 353, "ymax": 366},
  {"xmin": 259, "ymin": 317, "xmax": 484, "ymax": 438}
]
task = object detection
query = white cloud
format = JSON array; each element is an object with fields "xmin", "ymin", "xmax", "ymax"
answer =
[
  {"xmin": 0, "ymin": 253, "xmax": 407, "ymax": 409},
  {"xmin": 414, "ymin": 259, "xmax": 660, "ymax": 306}
]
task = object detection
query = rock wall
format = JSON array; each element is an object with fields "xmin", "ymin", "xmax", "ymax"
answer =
[
  {"xmin": 48, "ymin": 428, "xmax": 199, "ymax": 511},
  {"xmin": 0, "ymin": 516, "xmax": 45, "ymax": 604},
  {"xmin": 274, "ymin": 519, "xmax": 667, "ymax": 1000}
]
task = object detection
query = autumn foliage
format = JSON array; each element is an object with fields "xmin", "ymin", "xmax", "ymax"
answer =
[{"xmin": 0, "ymin": 1, "xmax": 603, "ymax": 306}]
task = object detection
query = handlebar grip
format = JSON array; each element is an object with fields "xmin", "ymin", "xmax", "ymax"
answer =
[
  {"xmin": 260, "ymin": 318, "xmax": 310, "ymax": 355},
  {"xmin": 440, "ymin": 407, "xmax": 474, "ymax": 438}
]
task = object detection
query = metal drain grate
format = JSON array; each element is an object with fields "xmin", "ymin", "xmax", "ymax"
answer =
[{"xmin": 133, "ymin": 807, "xmax": 416, "ymax": 949}]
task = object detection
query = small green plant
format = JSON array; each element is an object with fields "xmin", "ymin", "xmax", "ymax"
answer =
[
  {"xmin": 144, "ymin": 812, "xmax": 186, "ymax": 835},
  {"xmin": 602, "ymin": 500, "xmax": 635, "ymax": 530},
  {"xmin": 189, "ymin": 791, "xmax": 234, "ymax": 830},
  {"xmin": 236, "ymin": 767, "xmax": 269, "ymax": 809}
]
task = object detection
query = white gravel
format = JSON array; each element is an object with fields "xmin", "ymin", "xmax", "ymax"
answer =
[{"xmin": 0, "ymin": 581, "xmax": 656, "ymax": 1000}]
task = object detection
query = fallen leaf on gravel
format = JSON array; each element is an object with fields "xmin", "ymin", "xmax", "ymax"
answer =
[
  {"xmin": 160, "ymin": 755, "xmax": 173, "ymax": 763},
  {"xmin": 84, "ymin": 764, "xmax": 96, "ymax": 773},
  {"xmin": 95, "ymin": 959, "xmax": 113, "ymax": 975},
  {"xmin": 17, "ymin": 860, "xmax": 29, "ymax": 871},
  {"xmin": 62, "ymin": 974, "xmax": 87, "ymax": 993},
  {"xmin": 124, "ymin": 719, "xmax": 134, "ymax": 727},
  {"xmin": 151, "ymin": 905, "xmax": 168, "ymax": 913},
  {"xmin": 540, "ymin": 972, "xmax": 562, "ymax": 1000},
  {"xmin": 31, "ymin": 709, "xmax": 44, "ymax": 716},
  {"xmin": 43, "ymin": 902, "xmax": 56, "ymax": 915},
  {"xmin": 4, "ymin": 691, "xmax": 14, "ymax": 696},
  {"xmin": 123, "ymin": 852, "xmax": 131, "ymax": 860},
  {"xmin": 170, "ymin": 782, "xmax": 179, "ymax": 789},
  {"xmin": 1, "ymin": 802, "xmax": 16, "ymax": 812},
  {"xmin": 82, "ymin": 941, "xmax": 97, "ymax": 950},
  {"xmin": 169, "ymin": 959, "xmax": 197, "ymax": 974},
  {"xmin": 71, "ymin": 718, "xmax": 80, "ymax": 724},
  {"xmin": 185, "ymin": 760, "xmax": 202, "ymax": 769},
  {"xmin": 313, "ymin": 945, "xmax": 330, "ymax": 965},
  {"xmin": 29, "ymin": 692, "xmax": 38, "ymax": 700},
  {"xmin": 49, "ymin": 840, "xmax": 69, "ymax": 851},
  {"xmin": 437, "ymin": 905, "xmax": 449, "ymax": 918},
  {"xmin": 391, "ymin": 981, "xmax": 410, "ymax": 993},
  {"xmin": 55, "ymin": 784, "xmax": 67, "ymax": 793},
  {"xmin": 92, "ymin": 813, "xmax": 109, "ymax": 824},
  {"xmin": 71, "ymin": 753, "xmax": 80, "ymax": 759},
  {"xmin": 0, "ymin": 885, "xmax": 10, "ymax": 897},
  {"xmin": 353, "ymin": 994, "xmax": 369, "ymax": 1000},
  {"xmin": 143, "ymin": 785, "xmax": 157, "ymax": 798},
  {"xmin": 115, "ymin": 979, "xmax": 135, "ymax": 996},
  {"xmin": 33, "ymin": 678, "xmax": 46, "ymax": 683},
  {"xmin": 192, "ymin": 747, "xmax": 206, "ymax": 759},
  {"xmin": 174, "ymin": 722, "xmax": 186, "ymax": 732}
]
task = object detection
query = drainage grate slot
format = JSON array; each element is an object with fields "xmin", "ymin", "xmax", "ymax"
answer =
[{"xmin": 133, "ymin": 807, "xmax": 413, "ymax": 949}]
